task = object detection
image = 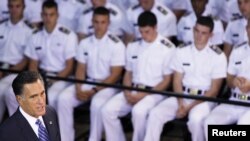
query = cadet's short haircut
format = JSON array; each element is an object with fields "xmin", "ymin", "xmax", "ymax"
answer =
[
  {"xmin": 138, "ymin": 11, "xmax": 157, "ymax": 27},
  {"xmin": 12, "ymin": 71, "xmax": 44, "ymax": 96},
  {"xmin": 196, "ymin": 16, "xmax": 214, "ymax": 32},
  {"xmin": 42, "ymin": 0, "xmax": 58, "ymax": 11},
  {"xmin": 93, "ymin": 7, "xmax": 110, "ymax": 18}
]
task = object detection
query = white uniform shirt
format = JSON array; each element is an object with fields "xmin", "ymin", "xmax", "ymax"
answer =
[
  {"xmin": 0, "ymin": 19, "xmax": 33, "ymax": 65},
  {"xmin": 126, "ymin": 34, "xmax": 175, "ymax": 87},
  {"xmin": 0, "ymin": 0, "xmax": 8, "ymax": 22},
  {"xmin": 25, "ymin": 24, "xmax": 77, "ymax": 72},
  {"xmin": 228, "ymin": 42, "xmax": 250, "ymax": 96},
  {"xmin": 24, "ymin": 0, "xmax": 43, "ymax": 23},
  {"xmin": 177, "ymin": 12, "xmax": 224, "ymax": 45},
  {"xmin": 159, "ymin": 0, "xmax": 188, "ymax": 11},
  {"xmin": 224, "ymin": 17, "xmax": 248, "ymax": 46},
  {"xmin": 203, "ymin": 0, "xmax": 241, "ymax": 23},
  {"xmin": 77, "ymin": 2, "xmax": 128, "ymax": 37},
  {"xmin": 76, "ymin": 32, "xmax": 125, "ymax": 80},
  {"xmin": 58, "ymin": 0, "xmax": 90, "ymax": 31},
  {"xmin": 171, "ymin": 43, "xmax": 227, "ymax": 90},
  {"xmin": 127, "ymin": 2, "xmax": 177, "ymax": 39}
]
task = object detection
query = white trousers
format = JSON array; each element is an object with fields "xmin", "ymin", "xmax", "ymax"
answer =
[
  {"xmin": 0, "ymin": 74, "xmax": 17, "ymax": 122},
  {"xmin": 57, "ymin": 84, "xmax": 118, "ymax": 141},
  {"xmin": 204, "ymin": 103, "xmax": 250, "ymax": 141},
  {"xmin": 144, "ymin": 97, "xmax": 216, "ymax": 141},
  {"xmin": 102, "ymin": 92, "xmax": 165, "ymax": 141}
]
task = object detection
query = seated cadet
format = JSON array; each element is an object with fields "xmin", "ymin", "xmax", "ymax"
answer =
[
  {"xmin": 144, "ymin": 16, "xmax": 227, "ymax": 141},
  {"xmin": 0, "ymin": 0, "xmax": 33, "ymax": 121},
  {"xmin": 223, "ymin": 0, "xmax": 249, "ymax": 59},
  {"xmin": 204, "ymin": 19, "xmax": 250, "ymax": 141},
  {"xmin": 76, "ymin": 0, "xmax": 131, "ymax": 41},
  {"xmin": 177, "ymin": 0, "xmax": 224, "ymax": 47},
  {"xmin": 102, "ymin": 11, "xmax": 175, "ymax": 141},
  {"xmin": 57, "ymin": 7, "xmax": 125, "ymax": 141},
  {"xmin": 127, "ymin": 0, "xmax": 177, "ymax": 42}
]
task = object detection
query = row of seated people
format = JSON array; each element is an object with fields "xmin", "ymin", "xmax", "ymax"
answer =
[{"xmin": 0, "ymin": 0, "xmax": 250, "ymax": 141}]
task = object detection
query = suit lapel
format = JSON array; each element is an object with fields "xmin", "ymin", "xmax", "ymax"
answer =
[
  {"xmin": 43, "ymin": 109, "xmax": 55, "ymax": 141},
  {"xmin": 15, "ymin": 109, "xmax": 39, "ymax": 141}
]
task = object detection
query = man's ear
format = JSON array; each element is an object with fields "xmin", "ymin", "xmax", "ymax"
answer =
[{"xmin": 16, "ymin": 95, "xmax": 23, "ymax": 105}]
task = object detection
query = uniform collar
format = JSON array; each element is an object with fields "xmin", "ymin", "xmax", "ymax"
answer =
[
  {"xmin": 7, "ymin": 18, "xmax": 25, "ymax": 28},
  {"xmin": 141, "ymin": 34, "xmax": 160, "ymax": 48},
  {"xmin": 192, "ymin": 42, "xmax": 211, "ymax": 53},
  {"xmin": 42, "ymin": 23, "xmax": 60, "ymax": 37},
  {"xmin": 91, "ymin": 31, "xmax": 109, "ymax": 44}
]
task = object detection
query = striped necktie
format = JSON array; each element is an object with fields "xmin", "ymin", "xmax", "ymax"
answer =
[{"xmin": 36, "ymin": 119, "xmax": 50, "ymax": 141}]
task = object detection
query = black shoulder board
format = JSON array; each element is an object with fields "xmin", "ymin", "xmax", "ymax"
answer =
[
  {"xmin": 108, "ymin": 34, "xmax": 119, "ymax": 43},
  {"xmin": 24, "ymin": 20, "xmax": 35, "ymax": 29},
  {"xmin": 235, "ymin": 41, "xmax": 247, "ymax": 49},
  {"xmin": 109, "ymin": 8, "xmax": 117, "ymax": 16},
  {"xmin": 76, "ymin": 0, "xmax": 86, "ymax": 4},
  {"xmin": 33, "ymin": 28, "xmax": 42, "ymax": 34},
  {"xmin": 0, "ymin": 18, "xmax": 8, "ymax": 25},
  {"xmin": 59, "ymin": 27, "xmax": 70, "ymax": 34},
  {"xmin": 178, "ymin": 42, "xmax": 191, "ymax": 48},
  {"xmin": 132, "ymin": 4, "xmax": 140, "ymax": 10},
  {"xmin": 231, "ymin": 15, "xmax": 243, "ymax": 21},
  {"xmin": 83, "ymin": 7, "xmax": 94, "ymax": 14},
  {"xmin": 132, "ymin": 38, "xmax": 142, "ymax": 42},
  {"xmin": 157, "ymin": 6, "xmax": 168, "ymax": 15},
  {"xmin": 161, "ymin": 39, "xmax": 172, "ymax": 48},
  {"xmin": 210, "ymin": 45, "xmax": 222, "ymax": 54}
]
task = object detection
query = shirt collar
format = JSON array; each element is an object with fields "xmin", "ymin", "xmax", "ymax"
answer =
[
  {"xmin": 7, "ymin": 18, "xmax": 25, "ymax": 28},
  {"xmin": 42, "ymin": 23, "xmax": 60, "ymax": 37},
  {"xmin": 91, "ymin": 31, "xmax": 109, "ymax": 44},
  {"xmin": 192, "ymin": 41, "xmax": 211, "ymax": 53},
  {"xmin": 20, "ymin": 107, "xmax": 43, "ymax": 124}
]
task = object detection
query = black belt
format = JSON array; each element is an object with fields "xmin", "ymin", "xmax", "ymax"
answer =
[
  {"xmin": 233, "ymin": 93, "xmax": 250, "ymax": 101},
  {"xmin": 132, "ymin": 83, "xmax": 153, "ymax": 90},
  {"xmin": 183, "ymin": 86, "xmax": 204, "ymax": 95}
]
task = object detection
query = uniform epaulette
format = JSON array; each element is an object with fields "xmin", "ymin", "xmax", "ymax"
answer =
[
  {"xmin": 178, "ymin": 42, "xmax": 191, "ymax": 48},
  {"xmin": 210, "ymin": 45, "xmax": 222, "ymax": 54},
  {"xmin": 234, "ymin": 41, "xmax": 247, "ymax": 49},
  {"xmin": 109, "ymin": 8, "xmax": 117, "ymax": 16},
  {"xmin": 132, "ymin": 38, "xmax": 142, "ymax": 42},
  {"xmin": 230, "ymin": 15, "xmax": 243, "ymax": 21},
  {"xmin": 83, "ymin": 7, "xmax": 94, "ymax": 15},
  {"xmin": 0, "ymin": 18, "xmax": 8, "ymax": 25},
  {"xmin": 157, "ymin": 6, "xmax": 168, "ymax": 15},
  {"xmin": 24, "ymin": 20, "xmax": 35, "ymax": 29},
  {"xmin": 160, "ymin": 39, "xmax": 172, "ymax": 48},
  {"xmin": 132, "ymin": 4, "xmax": 140, "ymax": 10},
  {"xmin": 76, "ymin": 0, "xmax": 86, "ymax": 4},
  {"xmin": 32, "ymin": 27, "xmax": 42, "ymax": 34},
  {"xmin": 108, "ymin": 34, "xmax": 120, "ymax": 43},
  {"xmin": 59, "ymin": 27, "xmax": 70, "ymax": 34}
]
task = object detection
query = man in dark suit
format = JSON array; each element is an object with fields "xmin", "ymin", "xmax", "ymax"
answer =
[{"xmin": 0, "ymin": 71, "xmax": 61, "ymax": 141}]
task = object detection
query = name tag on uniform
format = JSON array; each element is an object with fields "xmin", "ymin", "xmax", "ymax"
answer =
[
  {"xmin": 35, "ymin": 46, "xmax": 42, "ymax": 50},
  {"xmin": 235, "ymin": 61, "xmax": 241, "ymax": 65},
  {"xmin": 232, "ymin": 34, "xmax": 239, "ymax": 37},
  {"xmin": 132, "ymin": 56, "xmax": 137, "ymax": 59},
  {"xmin": 182, "ymin": 63, "xmax": 190, "ymax": 66},
  {"xmin": 84, "ymin": 52, "xmax": 88, "ymax": 56},
  {"xmin": 184, "ymin": 27, "xmax": 191, "ymax": 30}
]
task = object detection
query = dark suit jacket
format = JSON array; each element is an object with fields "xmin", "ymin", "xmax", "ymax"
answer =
[{"xmin": 0, "ymin": 106, "xmax": 61, "ymax": 141}]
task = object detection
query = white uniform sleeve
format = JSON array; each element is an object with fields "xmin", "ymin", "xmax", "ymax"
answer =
[
  {"xmin": 111, "ymin": 42, "xmax": 126, "ymax": 66},
  {"xmin": 24, "ymin": 35, "xmax": 39, "ymax": 60},
  {"xmin": 125, "ymin": 43, "xmax": 133, "ymax": 71},
  {"xmin": 163, "ymin": 47, "xmax": 175, "ymax": 75},
  {"xmin": 227, "ymin": 49, "xmax": 237, "ymax": 75},
  {"xmin": 76, "ymin": 40, "xmax": 87, "ymax": 64},
  {"xmin": 64, "ymin": 32, "xmax": 77, "ymax": 59},
  {"xmin": 223, "ymin": 21, "xmax": 234, "ymax": 45},
  {"xmin": 76, "ymin": 14, "xmax": 89, "ymax": 34},
  {"xmin": 170, "ymin": 48, "xmax": 184, "ymax": 73},
  {"xmin": 211, "ymin": 53, "xmax": 227, "ymax": 79},
  {"xmin": 160, "ymin": 9, "xmax": 177, "ymax": 37}
]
